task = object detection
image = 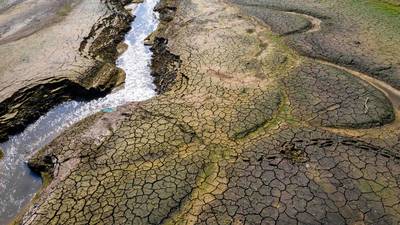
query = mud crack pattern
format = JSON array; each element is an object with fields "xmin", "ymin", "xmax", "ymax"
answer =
[{"xmin": 18, "ymin": 0, "xmax": 400, "ymax": 224}]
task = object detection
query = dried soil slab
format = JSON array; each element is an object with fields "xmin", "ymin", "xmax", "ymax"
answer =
[
  {"xmin": 237, "ymin": 5, "xmax": 312, "ymax": 36},
  {"xmin": 285, "ymin": 60, "xmax": 395, "ymax": 128},
  {"xmin": 196, "ymin": 127, "xmax": 400, "ymax": 225},
  {"xmin": 230, "ymin": 0, "xmax": 400, "ymax": 90}
]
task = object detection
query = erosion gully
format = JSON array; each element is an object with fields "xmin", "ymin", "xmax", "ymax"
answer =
[{"xmin": 0, "ymin": 0, "xmax": 159, "ymax": 223}]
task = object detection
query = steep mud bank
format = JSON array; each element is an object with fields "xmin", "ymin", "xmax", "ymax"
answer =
[
  {"xmin": 0, "ymin": 66, "xmax": 125, "ymax": 142},
  {"xmin": 148, "ymin": 0, "xmax": 181, "ymax": 93},
  {"xmin": 150, "ymin": 37, "xmax": 181, "ymax": 93},
  {"xmin": 0, "ymin": 0, "xmax": 132, "ymax": 142}
]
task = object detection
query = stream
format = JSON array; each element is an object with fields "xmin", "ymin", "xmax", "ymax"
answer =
[{"xmin": 0, "ymin": 0, "xmax": 159, "ymax": 223}]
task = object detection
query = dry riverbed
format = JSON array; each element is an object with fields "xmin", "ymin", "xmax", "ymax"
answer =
[{"xmin": 3, "ymin": 0, "xmax": 400, "ymax": 224}]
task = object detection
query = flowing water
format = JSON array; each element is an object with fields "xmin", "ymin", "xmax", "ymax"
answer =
[{"xmin": 0, "ymin": 0, "xmax": 159, "ymax": 223}]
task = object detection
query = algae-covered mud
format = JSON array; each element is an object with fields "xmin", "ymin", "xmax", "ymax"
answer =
[{"xmin": 2, "ymin": 0, "xmax": 400, "ymax": 224}]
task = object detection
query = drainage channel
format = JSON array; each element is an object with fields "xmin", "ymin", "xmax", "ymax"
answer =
[{"xmin": 0, "ymin": 0, "xmax": 159, "ymax": 223}]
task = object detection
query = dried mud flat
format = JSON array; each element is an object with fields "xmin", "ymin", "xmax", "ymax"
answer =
[{"xmin": 6, "ymin": 0, "xmax": 400, "ymax": 224}]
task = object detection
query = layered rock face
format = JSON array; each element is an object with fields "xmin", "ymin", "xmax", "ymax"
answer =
[
  {"xmin": 0, "ymin": 0, "xmax": 133, "ymax": 141},
  {"xmin": 15, "ymin": 0, "xmax": 400, "ymax": 224}
]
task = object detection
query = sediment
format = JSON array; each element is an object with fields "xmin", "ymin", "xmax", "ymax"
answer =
[{"xmin": 13, "ymin": 0, "xmax": 400, "ymax": 224}]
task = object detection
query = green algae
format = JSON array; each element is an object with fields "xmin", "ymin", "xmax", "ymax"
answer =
[
  {"xmin": 368, "ymin": 0, "xmax": 400, "ymax": 15},
  {"xmin": 57, "ymin": 3, "xmax": 73, "ymax": 17}
]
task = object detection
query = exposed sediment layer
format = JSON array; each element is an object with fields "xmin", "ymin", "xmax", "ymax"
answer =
[
  {"xmin": 0, "ymin": 0, "xmax": 133, "ymax": 141},
  {"xmin": 150, "ymin": 37, "xmax": 181, "ymax": 93},
  {"xmin": 16, "ymin": 0, "xmax": 400, "ymax": 224}
]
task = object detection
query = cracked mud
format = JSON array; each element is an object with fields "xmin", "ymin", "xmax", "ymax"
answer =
[{"xmin": 7, "ymin": 0, "xmax": 400, "ymax": 224}]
